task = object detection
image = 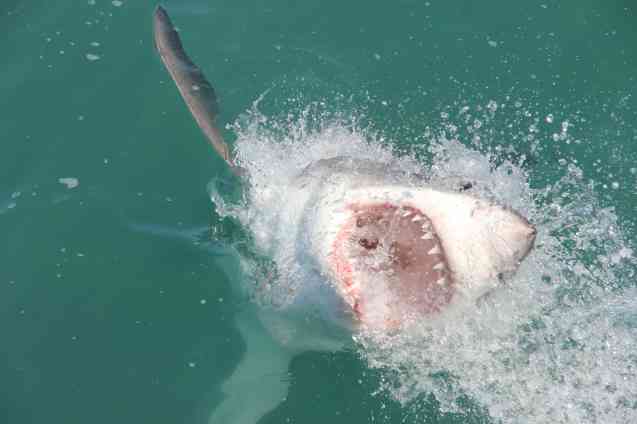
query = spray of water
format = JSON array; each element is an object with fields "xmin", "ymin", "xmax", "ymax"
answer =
[
  {"xmin": 209, "ymin": 98, "xmax": 637, "ymax": 423},
  {"xmin": 359, "ymin": 138, "xmax": 637, "ymax": 424}
]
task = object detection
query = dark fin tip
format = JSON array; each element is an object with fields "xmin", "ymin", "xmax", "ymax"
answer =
[{"xmin": 458, "ymin": 181, "xmax": 474, "ymax": 192}]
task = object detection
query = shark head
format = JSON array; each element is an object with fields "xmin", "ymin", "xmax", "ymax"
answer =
[{"xmin": 313, "ymin": 184, "xmax": 536, "ymax": 330}]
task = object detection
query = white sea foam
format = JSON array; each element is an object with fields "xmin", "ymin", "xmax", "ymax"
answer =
[
  {"xmin": 358, "ymin": 141, "xmax": 637, "ymax": 423},
  {"xmin": 209, "ymin": 100, "xmax": 637, "ymax": 423}
]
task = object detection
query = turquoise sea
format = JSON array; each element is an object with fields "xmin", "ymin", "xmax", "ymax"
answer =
[{"xmin": 2, "ymin": 1, "xmax": 636, "ymax": 423}]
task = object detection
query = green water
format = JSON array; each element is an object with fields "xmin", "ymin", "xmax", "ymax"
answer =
[{"xmin": 2, "ymin": 1, "xmax": 636, "ymax": 423}]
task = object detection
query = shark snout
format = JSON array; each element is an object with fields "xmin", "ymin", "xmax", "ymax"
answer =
[
  {"xmin": 510, "ymin": 209, "xmax": 537, "ymax": 262},
  {"xmin": 468, "ymin": 202, "xmax": 537, "ymax": 271}
]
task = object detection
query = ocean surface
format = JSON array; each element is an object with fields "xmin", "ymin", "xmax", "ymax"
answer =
[{"xmin": 2, "ymin": 1, "xmax": 636, "ymax": 423}]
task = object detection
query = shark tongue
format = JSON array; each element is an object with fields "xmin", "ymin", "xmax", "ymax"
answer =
[{"xmin": 331, "ymin": 203, "xmax": 455, "ymax": 329}]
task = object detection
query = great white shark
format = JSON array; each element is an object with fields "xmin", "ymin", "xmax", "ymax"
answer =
[{"xmin": 153, "ymin": 6, "xmax": 536, "ymax": 423}]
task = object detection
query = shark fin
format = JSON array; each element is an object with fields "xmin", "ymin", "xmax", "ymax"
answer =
[
  {"xmin": 209, "ymin": 309, "xmax": 292, "ymax": 424},
  {"xmin": 153, "ymin": 6, "xmax": 244, "ymax": 176}
]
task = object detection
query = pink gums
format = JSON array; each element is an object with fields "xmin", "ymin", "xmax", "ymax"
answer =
[{"xmin": 329, "ymin": 202, "xmax": 455, "ymax": 327}]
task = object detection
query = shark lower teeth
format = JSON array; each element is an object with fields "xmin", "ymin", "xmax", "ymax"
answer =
[
  {"xmin": 435, "ymin": 277, "xmax": 447, "ymax": 286},
  {"xmin": 428, "ymin": 245, "xmax": 441, "ymax": 255},
  {"xmin": 345, "ymin": 281, "xmax": 360, "ymax": 293}
]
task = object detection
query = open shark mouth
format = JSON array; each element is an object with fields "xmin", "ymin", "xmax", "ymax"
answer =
[{"xmin": 330, "ymin": 202, "xmax": 455, "ymax": 328}]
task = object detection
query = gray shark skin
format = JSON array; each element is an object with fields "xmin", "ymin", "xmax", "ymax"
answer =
[
  {"xmin": 152, "ymin": 6, "xmax": 536, "ymax": 423},
  {"xmin": 153, "ymin": 6, "xmax": 239, "ymax": 173}
]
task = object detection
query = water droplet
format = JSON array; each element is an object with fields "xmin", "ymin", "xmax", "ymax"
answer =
[{"xmin": 58, "ymin": 177, "xmax": 79, "ymax": 189}]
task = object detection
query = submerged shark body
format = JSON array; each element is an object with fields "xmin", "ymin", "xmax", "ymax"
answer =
[{"xmin": 153, "ymin": 7, "xmax": 536, "ymax": 423}]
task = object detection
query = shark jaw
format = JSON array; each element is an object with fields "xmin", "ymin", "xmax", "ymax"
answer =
[
  {"xmin": 314, "ymin": 185, "xmax": 537, "ymax": 330},
  {"xmin": 330, "ymin": 202, "xmax": 454, "ymax": 329}
]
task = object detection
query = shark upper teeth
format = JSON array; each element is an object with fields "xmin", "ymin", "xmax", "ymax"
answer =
[
  {"xmin": 428, "ymin": 245, "xmax": 441, "ymax": 255},
  {"xmin": 412, "ymin": 215, "xmax": 424, "ymax": 222},
  {"xmin": 421, "ymin": 232, "xmax": 434, "ymax": 240},
  {"xmin": 433, "ymin": 262, "xmax": 445, "ymax": 271}
]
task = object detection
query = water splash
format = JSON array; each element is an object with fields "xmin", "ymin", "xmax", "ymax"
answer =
[
  {"xmin": 360, "ymin": 139, "xmax": 637, "ymax": 423},
  {"xmin": 209, "ymin": 98, "xmax": 637, "ymax": 423}
]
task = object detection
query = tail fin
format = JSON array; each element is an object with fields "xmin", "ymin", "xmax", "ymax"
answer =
[
  {"xmin": 153, "ymin": 6, "xmax": 243, "ymax": 175},
  {"xmin": 209, "ymin": 310, "xmax": 292, "ymax": 424}
]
